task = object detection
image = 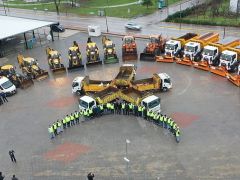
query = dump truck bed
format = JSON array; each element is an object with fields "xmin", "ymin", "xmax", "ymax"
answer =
[
  {"xmin": 83, "ymin": 76, "xmax": 112, "ymax": 92},
  {"xmin": 114, "ymin": 66, "xmax": 135, "ymax": 87},
  {"xmin": 119, "ymin": 88, "xmax": 149, "ymax": 105},
  {"xmin": 132, "ymin": 74, "xmax": 161, "ymax": 92},
  {"xmin": 94, "ymin": 87, "xmax": 120, "ymax": 104}
]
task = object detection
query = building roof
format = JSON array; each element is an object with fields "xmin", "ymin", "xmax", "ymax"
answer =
[{"xmin": 0, "ymin": 15, "xmax": 55, "ymax": 40}]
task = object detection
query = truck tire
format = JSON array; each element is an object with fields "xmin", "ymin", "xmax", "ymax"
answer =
[{"xmin": 162, "ymin": 87, "xmax": 168, "ymax": 92}]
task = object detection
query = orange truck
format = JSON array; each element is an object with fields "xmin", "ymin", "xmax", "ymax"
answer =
[
  {"xmin": 193, "ymin": 39, "xmax": 240, "ymax": 71},
  {"xmin": 122, "ymin": 35, "xmax": 138, "ymax": 61},
  {"xmin": 156, "ymin": 33, "xmax": 198, "ymax": 63},
  {"xmin": 176, "ymin": 32, "xmax": 219, "ymax": 66}
]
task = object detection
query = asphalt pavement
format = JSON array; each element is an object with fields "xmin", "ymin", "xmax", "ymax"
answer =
[{"xmin": 0, "ymin": 31, "xmax": 239, "ymax": 180}]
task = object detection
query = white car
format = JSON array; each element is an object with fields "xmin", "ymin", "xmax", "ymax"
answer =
[
  {"xmin": 125, "ymin": 22, "xmax": 142, "ymax": 30},
  {"xmin": 0, "ymin": 76, "xmax": 17, "ymax": 96}
]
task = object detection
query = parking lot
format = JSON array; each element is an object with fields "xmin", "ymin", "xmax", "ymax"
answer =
[{"xmin": 0, "ymin": 31, "xmax": 240, "ymax": 180}]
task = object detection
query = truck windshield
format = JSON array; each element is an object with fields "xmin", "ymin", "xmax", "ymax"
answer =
[
  {"xmin": 1, "ymin": 80, "xmax": 13, "ymax": 89},
  {"xmin": 220, "ymin": 54, "xmax": 232, "ymax": 61},
  {"xmin": 165, "ymin": 44, "xmax": 175, "ymax": 50},
  {"xmin": 79, "ymin": 100, "xmax": 88, "ymax": 109},
  {"xmin": 72, "ymin": 82, "xmax": 78, "ymax": 87},
  {"xmin": 164, "ymin": 78, "xmax": 171, "ymax": 84},
  {"xmin": 202, "ymin": 48, "xmax": 214, "ymax": 56},
  {"xmin": 146, "ymin": 98, "xmax": 160, "ymax": 109},
  {"xmin": 185, "ymin": 45, "xmax": 195, "ymax": 52}
]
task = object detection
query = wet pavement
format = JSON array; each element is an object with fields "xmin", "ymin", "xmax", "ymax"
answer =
[{"xmin": 0, "ymin": 31, "xmax": 240, "ymax": 180}]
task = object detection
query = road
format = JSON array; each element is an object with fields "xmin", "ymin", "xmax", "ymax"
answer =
[{"xmin": 0, "ymin": 0, "xmax": 240, "ymax": 38}]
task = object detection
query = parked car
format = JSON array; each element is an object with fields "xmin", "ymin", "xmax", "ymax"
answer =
[
  {"xmin": 50, "ymin": 23, "xmax": 65, "ymax": 32},
  {"xmin": 125, "ymin": 22, "xmax": 142, "ymax": 30}
]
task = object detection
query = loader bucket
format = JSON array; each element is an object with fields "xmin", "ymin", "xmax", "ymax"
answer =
[
  {"xmin": 67, "ymin": 64, "xmax": 84, "ymax": 71},
  {"xmin": 52, "ymin": 67, "xmax": 66, "ymax": 74},
  {"xmin": 140, "ymin": 53, "xmax": 155, "ymax": 61},
  {"xmin": 122, "ymin": 54, "xmax": 138, "ymax": 61},
  {"xmin": 156, "ymin": 55, "xmax": 174, "ymax": 63},
  {"xmin": 227, "ymin": 74, "xmax": 240, "ymax": 87},
  {"xmin": 20, "ymin": 79, "xmax": 34, "ymax": 89},
  {"xmin": 193, "ymin": 62, "xmax": 210, "ymax": 71},
  {"xmin": 104, "ymin": 56, "xmax": 119, "ymax": 64},
  {"xmin": 35, "ymin": 71, "xmax": 49, "ymax": 81},
  {"xmin": 86, "ymin": 60, "xmax": 102, "ymax": 66},
  {"xmin": 210, "ymin": 66, "xmax": 228, "ymax": 77}
]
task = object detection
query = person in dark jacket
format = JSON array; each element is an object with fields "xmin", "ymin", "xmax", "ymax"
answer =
[
  {"xmin": 1, "ymin": 92, "xmax": 8, "ymax": 102},
  {"xmin": 0, "ymin": 172, "xmax": 5, "ymax": 180},
  {"xmin": 11, "ymin": 175, "xmax": 18, "ymax": 180},
  {"xmin": 87, "ymin": 172, "xmax": 94, "ymax": 180},
  {"xmin": 9, "ymin": 150, "xmax": 16, "ymax": 163}
]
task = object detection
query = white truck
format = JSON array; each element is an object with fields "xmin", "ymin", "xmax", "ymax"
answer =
[
  {"xmin": 219, "ymin": 49, "xmax": 239, "ymax": 71},
  {"xmin": 0, "ymin": 76, "xmax": 17, "ymax": 96},
  {"xmin": 78, "ymin": 94, "xmax": 162, "ymax": 113}
]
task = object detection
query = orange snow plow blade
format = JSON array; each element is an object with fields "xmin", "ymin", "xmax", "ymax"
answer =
[
  {"xmin": 176, "ymin": 57, "xmax": 193, "ymax": 66},
  {"xmin": 156, "ymin": 55, "xmax": 174, "ymax": 63},
  {"xmin": 210, "ymin": 66, "xmax": 228, "ymax": 77},
  {"xmin": 193, "ymin": 61, "xmax": 210, "ymax": 71},
  {"xmin": 227, "ymin": 74, "xmax": 240, "ymax": 87}
]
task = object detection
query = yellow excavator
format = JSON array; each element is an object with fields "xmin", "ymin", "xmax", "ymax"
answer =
[
  {"xmin": 46, "ymin": 47, "xmax": 66, "ymax": 73},
  {"xmin": 68, "ymin": 41, "xmax": 84, "ymax": 70},
  {"xmin": 0, "ymin": 64, "xmax": 33, "ymax": 89},
  {"xmin": 17, "ymin": 54, "xmax": 49, "ymax": 81}
]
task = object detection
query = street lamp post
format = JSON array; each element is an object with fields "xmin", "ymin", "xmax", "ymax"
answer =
[{"xmin": 104, "ymin": 0, "xmax": 109, "ymax": 32}]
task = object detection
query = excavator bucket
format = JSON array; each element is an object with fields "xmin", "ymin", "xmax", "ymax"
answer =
[
  {"xmin": 140, "ymin": 53, "xmax": 155, "ymax": 61},
  {"xmin": 156, "ymin": 55, "xmax": 174, "ymax": 63},
  {"xmin": 122, "ymin": 54, "xmax": 138, "ymax": 61},
  {"xmin": 227, "ymin": 74, "xmax": 240, "ymax": 87},
  {"xmin": 193, "ymin": 61, "xmax": 210, "ymax": 71},
  {"xmin": 210, "ymin": 66, "xmax": 228, "ymax": 77},
  {"xmin": 20, "ymin": 78, "xmax": 34, "ymax": 89},
  {"xmin": 35, "ymin": 71, "xmax": 49, "ymax": 81}
]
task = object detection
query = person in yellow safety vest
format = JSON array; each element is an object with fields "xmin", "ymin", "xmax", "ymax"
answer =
[
  {"xmin": 137, "ymin": 105, "xmax": 141, "ymax": 117},
  {"xmin": 89, "ymin": 107, "xmax": 93, "ymax": 118},
  {"xmin": 175, "ymin": 128, "xmax": 180, "ymax": 143},
  {"xmin": 106, "ymin": 103, "xmax": 111, "ymax": 113},
  {"xmin": 62, "ymin": 117, "xmax": 67, "ymax": 129},
  {"xmin": 110, "ymin": 103, "xmax": 114, "ymax": 114},
  {"xmin": 142, "ymin": 106, "xmax": 146, "ymax": 119},
  {"xmin": 163, "ymin": 115, "xmax": 168, "ymax": 129},
  {"xmin": 147, "ymin": 110, "xmax": 151, "ymax": 121},
  {"xmin": 48, "ymin": 125, "xmax": 54, "ymax": 139},
  {"xmin": 159, "ymin": 114, "xmax": 164, "ymax": 127},
  {"xmin": 150, "ymin": 111, "xmax": 155, "ymax": 121},
  {"xmin": 167, "ymin": 117, "xmax": 172, "ymax": 130},
  {"xmin": 79, "ymin": 110, "xmax": 83, "ymax": 122},
  {"xmin": 66, "ymin": 115, "xmax": 71, "ymax": 128},
  {"xmin": 128, "ymin": 103, "xmax": 133, "ymax": 114},
  {"xmin": 100, "ymin": 104, "xmax": 104, "ymax": 115},
  {"xmin": 153, "ymin": 113, "xmax": 158, "ymax": 124},
  {"xmin": 74, "ymin": 111, "xmax": 80, "ymax": 124},
  {"xmin": 170, "ymin": 118, "xmax": 174, "ymax": 134},
  {"xmin": 83, "ymin": 109, "xmax": 88, "ymax": 120},
  {"xmin": 121, "ymin": 102, "xmax": 125, "ymax": 115},
  {"xmin": 56, "ymin": 120, "xmax": 62, "ymax": 134},
  {"xmin": 70, "ymin": 113, "xmax": 75, "ymax": 126},
  {"xmin": 53, "ymin": 122, "xmax": 58, "ymax": 136}
]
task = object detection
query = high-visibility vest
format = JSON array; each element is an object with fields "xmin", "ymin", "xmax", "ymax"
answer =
[
  {"xmin": 53, "ymin": 123, "xmax": 57, "ymax": 130},
  {"xmin": 142, "ymin": 106, "xmax": 145, "ymax": 111},
  {"xmin": 57, "ymin": 122, "xmax": 61, "ymax": 127},
  {"xmin": 49, "ymin": 127, "xmax": 54, "ymax": 133},
  {"xmin": 170, "ymin": 120, "xmax": 174, "ymax": 126},
  {"xmin": 75, "ymin": 112, "xmax": 79, "ymax": 118},
  {"xmin": 164, "ymin": 116, "xmax": 167, "ymax": 122},
  {"xmin": 154, "ymin": 114, "xmax": 158, "ymax": 120},
  {"xmin": 63, "ymin": 118, "xmax": 66, "ymax": 124},
  {"xmin": 150, "ymin": 112, "xmax": 155, "ymax": 117},
  {"xmin": 176, "ymin": 130, "xmax": 180, "ymax": 137},
  {"xmin": 89, "ymin": 108, "xmax": 93, "ymax": 114},
  {"xmin": 100, "ymin": 105, "xmax": 103, "ymax": 110},
  {"xmin": 84, "ymin": 110, "xmax": 88, "ymax": 116},
  {"xmin": 147, "ymin": 110, "xmax": 150, "ymax": 116},
  {"xmin": 167, "ymin": 118, "xmax": 171, "ymax": 124},
  {"xmin": 122, "ymin": 103, "xmax": 125, "ymax": 109},
  {"xmin": 70, "ymin": 115, "xmax": 74, "ymax": 120},
  {"xmin": 138, "ymin": 106, "xmax": 141, "ymax": 112},
  {"xmin": 80, "ymin": 110, "xmax": 83, "ymax": 116},
  {"xmin": 173, "ymin": 123, "xmax": 177, "ymax": 129},
  {"xmin": 160, "ymin": 116, "xmax": 163, "ymax": 122},
  {"xmin": 107, "ymin": 103, "xmax": 110, "ymax": 109}
]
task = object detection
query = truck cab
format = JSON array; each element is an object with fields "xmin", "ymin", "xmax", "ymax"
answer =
[
  {"xmin": 184, "ymin": 42, "xmax": 201, "ymax": 61},
  {"xmin": 79, "ymin": 95, "xmax": 97, "ymax": 111},
  {"xmin": 141, "ymin": 95, "xmax": 161, "ymax": 113},
  {"xmin": 219, "ymin": 50, "xmax": 238, "ymax": 70},
  {"xmin": 0, "ymin": 76, "xmax": 17, "ymax": 96},
  {"xmin": 202, "ymin": 45, "xmax": 219, "ymax": 65},
  {"xmin": 158, "ymin": 73, "xmax": 172, "ymax": 91},
  {"xmin": 165, "ymin": 40, "xmax": 181, "ymax": 57},
  {"xmin": 72, "ymin": 76, "xmax": 85, "ymax": 95}
]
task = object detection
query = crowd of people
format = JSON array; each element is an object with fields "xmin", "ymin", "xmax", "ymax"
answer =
[
  {"xmin": 48, "ymin": 100, "xmax": 181, "ymax": 143},
  {"xmin": 0, "ymin": 92, "xmax": 8, "ymax": 106}
]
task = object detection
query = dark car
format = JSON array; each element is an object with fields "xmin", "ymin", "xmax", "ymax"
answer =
[{"xmin": 50, "ymin": 23, "xmax": 65, "ymax": 32}]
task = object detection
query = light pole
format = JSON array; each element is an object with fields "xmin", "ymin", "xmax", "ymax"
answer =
[
  {"xmin": 124, "ymin": 157, "xmax": 130, "ymax": 180},
  {"xmin": 126, "ymin": 139, "xmax": 131, "ymax": 157},
  {"xmin": 104, "ymin": 0, "xmax": 109, "ymax": 32}
]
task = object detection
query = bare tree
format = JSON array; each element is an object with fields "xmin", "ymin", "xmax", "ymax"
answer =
[{"xmin": 54, "ymin": 0, "xmax": 61, "ymax": 15}]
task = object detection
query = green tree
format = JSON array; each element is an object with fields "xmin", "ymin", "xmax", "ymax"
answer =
[{"xmin": 142, "ymin": 0, "xmax": 153, "ymax": 9}]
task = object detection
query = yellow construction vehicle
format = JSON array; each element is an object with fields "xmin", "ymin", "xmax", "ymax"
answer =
[
  {"xmin": 17, "ymin": 54, "xmax": 49, "ymax": 80},
  {"xmin": 72, "ymin": 76, "xmax": 112, "ymax": 95},
  {"xmin": 0, "ymin": 64, "xmax": 33, "ymax": 89},
  {"xmin": 176, "ymin": 32, "xmax": 219, "ymax": 66},
  {"xmin": 140, "ymin": 35, "xmax": 166, "ymax": 61},
  {"xmin": 131, "ymin": 73, "xmax": 172, "ymax": 92},
  {"xmin": 122, "ymin": 35, "xmax": 138, "ymax": 61},
  {"xmin": 227, "ymin": 64, "xmax": 240, "ymax": 87},
  {"xmin": 210, "ymin": 45, "xmax": 240, "ymax": 77},
  {"xmin": 193, "ymin": 39, "xmax": 240, "ymax": 71},
  {"xmin": 94, "ymin": 86, "xmax": 120, "ymax": 104},
  {"xmin": 113, "ymin": 64, "xmax": 136, "ymax": 88},
  {"xmin": 102, "ymin": 36, "xmax": 119, "ymax": 64},
  {"xmin": 46, "ymin": 47, "xmax": 66, "ymax": 73},
  {"xmin": 86, "ymin": 40, "xmax": 101, "ymax": 65},
  {"xmin": 68, "ymin": 41, "xmax": 84, "ymax": 70},
  {"xmin": 157, "ymin": 33, "xmax": 198, "ymax": 63}
]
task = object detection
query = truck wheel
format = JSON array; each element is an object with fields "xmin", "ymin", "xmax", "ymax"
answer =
[
  {"xmin": 162, "ymin": 87, "xmax": 168, "ymax": 92},
  {"xmin": 76, "ymin": 90, "xmax": 81, "ymax": 96}
]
